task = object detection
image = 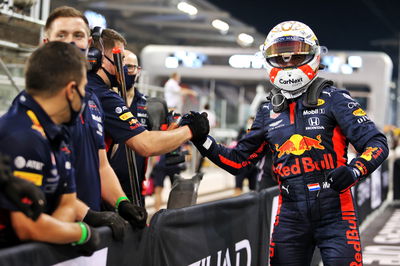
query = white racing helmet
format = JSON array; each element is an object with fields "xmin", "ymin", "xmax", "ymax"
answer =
[{"xmin": 261, "ymin": 21, "xmax": 322, "ymax": 99}]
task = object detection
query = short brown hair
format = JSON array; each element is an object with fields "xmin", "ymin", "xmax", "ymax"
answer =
[
  {"xmin": 25, "ymin": 42, "xmax": 87, "ymax": 96},
  {"xmin": 92, "ymin": 28, "xmax": 127, "ymax": 52},
  {"xmin": 45, "ymin": 6, "xmax": 90, "ymax": 36}
]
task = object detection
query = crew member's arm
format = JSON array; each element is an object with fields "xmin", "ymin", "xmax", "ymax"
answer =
[
  {"xmin": 74, "ymin": 199, "xmax": 90, "ymax": 221},
  {"xmin": 98, "ymin": 148, "xmax": 126, "ymax": 204},
  {"xmin": 98, "ymin": 149, "xmax": 147, "ymax": 229},
  {"xmin": 125, "ymin": 126, "xmax": 192, "ymax": 157},
  {"xmin": 11, "ymin": 211, "xmax": 82, "ymax": 244},
  {"xmin": 11, "ymin": 211, "xmax": 101, "ymax": 256},
  {"xmin": 52, "ymin": 193, "xmax": 79, "ymax": 222},
  {"xmin": 94, "ymin": 87, "xmax": 192, "ymax": 157}
]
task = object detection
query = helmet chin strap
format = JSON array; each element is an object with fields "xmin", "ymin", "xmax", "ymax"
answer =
[
  {"xmin": 281, "ymin": 86, "xmax": 308, "ymax": 99},
  {"xmin": 269, "ymin": 83, "xmax": 310, "ymax": 113}
]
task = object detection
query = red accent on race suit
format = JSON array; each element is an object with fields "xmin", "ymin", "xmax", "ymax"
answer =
[
  {"xmin": 218, "ymin": 154, "xmax": 242, "ymax": 169},
  {"xmin": 289, "ymin": 102, "xmax": 296, "ymax": 124},
  {"xmin": 269, "ymin": 193, "xmax": 283, "ymax": 260},
  {"xmin": 218, "ymin": 142, "xmax": 267, "ymax": 169},
  {"xmin": 332, "ymin": 126, "xmax": 347, "ymax": 167},
  {"xmin": 340, "ymin": 190, "xmax": 363, "ymax": 265}
]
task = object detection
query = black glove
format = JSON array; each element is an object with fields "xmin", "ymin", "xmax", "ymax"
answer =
[
  {"xmin": 327, "ymin": 165, "xmax": 360, "ymax": 193},
  {"xmin": 179, "ymin": 111, "xmax": 210, "ymax": 143},
  {"xmin": 74, "ymin": 223, "xmax": 101, "ymax": 256},
  {"xmin": 0, "ymin": 153, "xmax": 45, "ymax": 221},
  {"xmin": 118, "ymin": 200, "xmax": 147, "ymax": 229},
  {"xmin": 83, "ymin": 209, "xmax": 128, "ymax": 241}
]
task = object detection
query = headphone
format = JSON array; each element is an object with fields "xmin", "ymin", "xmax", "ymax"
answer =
[{"xmin": 87, "ymin": 26, "xmax": 104, "ymax": 73}]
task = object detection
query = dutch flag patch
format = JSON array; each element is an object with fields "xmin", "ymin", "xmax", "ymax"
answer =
[{"xmin": 307, "ymin": 183, "xmax": 321, "ymax": 191}]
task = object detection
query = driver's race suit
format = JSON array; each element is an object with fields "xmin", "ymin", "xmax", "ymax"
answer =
[{"xmin": 194, "ymin": 86, "xmax": 388, "ymax": 265}]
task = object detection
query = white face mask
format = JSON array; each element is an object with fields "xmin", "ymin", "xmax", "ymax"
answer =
[{"xmin": 280, "ymin": 85, "xmax": 309, "ymax": 99}]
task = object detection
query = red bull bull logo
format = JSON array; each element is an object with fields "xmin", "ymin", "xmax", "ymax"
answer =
[
  {"xmin": 275, "ymin": 134, "xmax": 324, "ymax": 158},
  {"xmin": 360, "ymin": 147, "xmax": 382, "ymax": 161}
]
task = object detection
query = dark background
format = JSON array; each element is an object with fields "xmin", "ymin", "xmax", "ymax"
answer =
[
  {"xmin": 211, "ymin": 0, "xmax": 400, "ymax": 52},
  {"xmin": 211, "ymin": 0, "xmax": 400, "ymax": 123}
]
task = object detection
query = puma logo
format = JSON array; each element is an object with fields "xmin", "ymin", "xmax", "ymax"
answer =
[{"xmin": 281, "ymin": 185, "xmax": 289, "ymax": 194}]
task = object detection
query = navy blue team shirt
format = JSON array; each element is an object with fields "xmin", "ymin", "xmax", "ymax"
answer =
[
  {"xmin": 70, "ymin": 87, "xmax": 105, "ymax": 211},
  {"xmin": 0, "ymin": 91, "xmax": 76, "ymax": 213},
  {"xmin": 87, "ymin": 72, "xmax": 146, "ymax": 144},
  {"xmin": 109, "ymin": 89, "xmax": 150, "ymax": 202},
  {"xmin": 71, "ymin": 72, "xmax": 147, "ymax": 210},
  {"xmin": 87, "ymin": 72, "xmax": 148, "ymax": 202}
]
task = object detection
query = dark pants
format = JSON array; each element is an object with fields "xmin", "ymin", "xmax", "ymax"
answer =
[{"xmin": 270, "ymin": 175, "xmax": 362, "ymax": 266}]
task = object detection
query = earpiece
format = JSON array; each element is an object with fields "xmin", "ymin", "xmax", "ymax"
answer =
[{"xmin": 87, "ymin": 26, "xmax": 103, "ymax": 73}]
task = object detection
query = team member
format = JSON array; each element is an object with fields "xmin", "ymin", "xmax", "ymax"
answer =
[
  {"xmin": 44, "ymin": 6, "xmax": 147, "ymax": 232},
  {"xmin": 0, "ymin": 42, "xmax": 99, "ymax": 254},
  {"xmin": 186, "ymin": 21, "xmax": 388, "ymax": 265},
  {"xmin": 87, "ymin": 29, "xmax": 207, "ymax": 176},
  {"xmin": 108, "ymin": 50, "xmax": 150, "ymax": 204}
]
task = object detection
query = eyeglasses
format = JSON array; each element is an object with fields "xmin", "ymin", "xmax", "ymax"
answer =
[{"xmin": 126, "ymin": 64, "xmax": 142, "ymax": 71}]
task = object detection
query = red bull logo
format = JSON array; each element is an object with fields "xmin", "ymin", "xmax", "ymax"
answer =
[
  {"xmin": 360, "ymin": 147, "xmax": 382, "ymax": 161},
  {"xmin": 273, "ymin": 154, "xmax": 335, "ymax": 177},
  {"xmin": 275, "ymin": 134, "xmax": 324, "ymax": 158}
]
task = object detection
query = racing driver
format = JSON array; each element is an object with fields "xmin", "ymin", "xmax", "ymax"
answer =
[{"xmin": 185, "ymin": 21, "xmax": 388, "ymax": 265}]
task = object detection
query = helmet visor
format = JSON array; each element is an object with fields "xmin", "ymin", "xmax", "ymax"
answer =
[
  {"xmin": 264, "ymin": 36, "xmax": 314, "ymax": 58},
  {"xmin": 267, "ymin": 54, "xmax": 315, "ymax": 68}
]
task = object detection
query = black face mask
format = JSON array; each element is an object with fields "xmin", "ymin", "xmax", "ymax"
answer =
[
  {"xmin": 102, "ymin": 67, "xmax": 119, "ymax": 88},
  {"xmin": 64, "ymin": 86, "xmax": 86, "ymax": 126},
  {"xmin": 124, "ymin": 65, "xmax": 136, "ymax": 92},
  {"xmin": 101, "ymin": 55, "xmax": 119, "ymax": 87}
]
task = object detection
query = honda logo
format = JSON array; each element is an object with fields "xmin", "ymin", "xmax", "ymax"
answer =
[{"xmin": 308, "ymin": 117, "xmax": 320, "ymax": 126}]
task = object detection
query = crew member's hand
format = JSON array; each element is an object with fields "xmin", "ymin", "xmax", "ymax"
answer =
[
  {"xmin": 179, "ymin": 111, "xmax": 210, "ymax": 143},
  {"xmin": 74, "ymin": 222, "xmax": 101, "ymax": 256},
  {"xmin": 118, "ymin": 200, "xmax": 147, "ymax": 229},
  {"xmin": 4, "ymin": 178, "xmax": 46, "ymax": 221},
  {"xmin": 0, "ymin": 153, "xmax": 45, "ymax": 221},
  {"xmin": 83, "ymin": 209, "xmax": 128, "ymax": 241},
  {"xmin": 327, "ymin": 165, "xmax": 360, "ymax": 193}
]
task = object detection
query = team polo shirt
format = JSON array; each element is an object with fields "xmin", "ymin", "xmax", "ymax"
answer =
[
  {"xmin": 87, "ymin": 72, "xmax": 146, "ymax": 144},
  {"xmin": 0, "ymin": 91, "xmax": 76, "ymax": 214},
  {"xmin": 70, "ymin": 87, "xmax": 104, "ymax": 211},
  {"xmin": 109, "ymin": 89, "xmax": 151, "ymax": 201}
]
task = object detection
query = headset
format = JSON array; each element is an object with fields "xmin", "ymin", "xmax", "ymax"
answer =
[{"xmin": 87, "ymin": 26, "xmax": 104, "ymax": 73}]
